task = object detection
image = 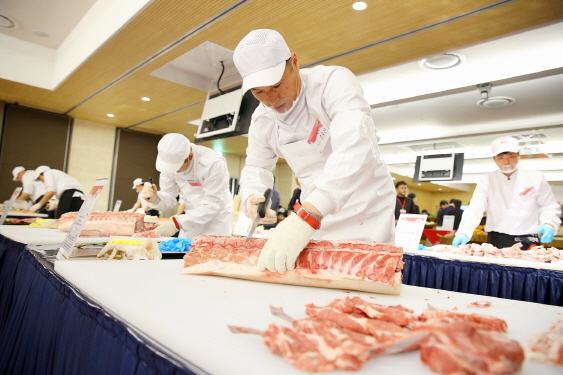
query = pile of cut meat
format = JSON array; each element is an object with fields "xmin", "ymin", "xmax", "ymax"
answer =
[
  {"xmin": 57, "ymin": 211, "xmax": 160, "ymax": 237},
  {"xmin": 426, "ymin": 243, "xmax": 563, "ymax": 263},
  {"xmin": 4, "ymin": 217, "xmax": 37, "ymax": 225},
  {"xmin": 183, "ymin": 235, "xmax": 403, "ymax": 295},
  {"xmin": 526, "ymin": 315, "xmax": 563, "ymax": 366},
  {"xmin": 229, "ymin": 297, "xmax": 524, "ymax": 374}
]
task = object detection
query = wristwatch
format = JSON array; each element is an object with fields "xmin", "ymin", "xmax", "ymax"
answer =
[{"xmin": 293, "ymin": 202, "xmax": 322, "ymax": 229}]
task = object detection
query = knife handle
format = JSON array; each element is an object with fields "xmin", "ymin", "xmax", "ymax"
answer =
[{"xmin": 258, "ymin": 188, "xmax": 272, "ymax": 219}]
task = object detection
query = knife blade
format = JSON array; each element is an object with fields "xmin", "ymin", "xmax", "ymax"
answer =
[{"xmin": 245, "ymin": 188, "xmax": 272, "ymax": 243}]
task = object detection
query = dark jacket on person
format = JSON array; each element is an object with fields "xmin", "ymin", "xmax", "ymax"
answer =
[
  {"xmin": 437, "ymin": 206, "xmax": 454, "ymax": 226},
  {"xmin": 394, "ymin": 196, "xmax": 416, "ymax": 220},
  {"xmin": 451, "ymin": 207, "xmax": 464, "ymax": 230}
]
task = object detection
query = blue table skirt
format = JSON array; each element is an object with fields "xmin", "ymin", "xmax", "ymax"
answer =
[
  {"xmin": 0, "ymin": 235, "xmax": 197, "ymax": 375},
  {"xmin": 403, "ymin": 253, "xmax": 563, "ymax": 306}
]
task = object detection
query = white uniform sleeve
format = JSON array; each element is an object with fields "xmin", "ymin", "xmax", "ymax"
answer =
[
  {"xmin": 22, "ymin": 178, "xmax": 34, "ymax": 196},
  {"xmin": 239, "ymin": 118, "xmax": 277, "ymax": 216},
  {"xmin": 150, "ymin": 173, "xmax": 179, "ymax": 211},
  {"xmin": 537, "ymin": 174, "xmax": 562, "ymax": 232},
  {"xmin": 456, "ymin": 176, "xmax": 489, "ymax": 236},
  {"xmin": 177, "ymin": 160, "xmax": 230, "ymax": 228},
  {"xmin": 305, "ymin": 68, "xmax": 382, "ymax": 216},
  {"xmin": 43, "ymin": 171, "xmax": 57, "ymax": 193}
]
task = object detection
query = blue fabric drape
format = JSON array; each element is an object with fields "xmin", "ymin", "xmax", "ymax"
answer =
[
  {"xmin": 0, "ymin": 235, "xmax": 197, "ymax": 375},
  {"xmin": 403, "ymin": 253, "xmax": 563, "ymax": 306}
]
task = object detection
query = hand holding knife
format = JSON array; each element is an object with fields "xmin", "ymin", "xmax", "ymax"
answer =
[{"xmin": 245, "ymin": 188, "xmax": 272, "ymax": 243}]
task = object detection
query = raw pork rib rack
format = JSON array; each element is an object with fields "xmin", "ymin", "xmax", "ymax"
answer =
[
  {"xmin": 183, "ymin": 235, "xmax": 404, "ymax": 295},
  {"xmin": 57, "ymin": 212, "xmax": 145, "ymax": 236}
]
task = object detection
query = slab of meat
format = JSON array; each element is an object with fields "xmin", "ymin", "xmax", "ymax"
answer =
[
  {"xmin": 79, "ymin": 230, "xmax": 111, "ymax": 237},
  {"xmin": 417, "ymin": 305, "xmax": 507, "ymax": 333},
  {"xmin": 417, "ymin": 320, "xmax": 524, "ymax": 375},
  {"xmin": 182, "ymin": 235, "xmax": 403, "ymax": 295},
  {"xmin": 5, "ymin": 217, "xmax": 37, "ymax": 224},
  {"xmin": 327, "ymin": 296, "xmax": 417, "ymax": 327},
  {"xmin": 426, "ymin": 242, "xmax": 563, "ymax": 263},
  {"xmin": 57, "ymin": 212, "xmax": 145, "ymax": 236},
  {"xmin": 526, "ymin": 316, "xmax": 563, "ymax": 366}
]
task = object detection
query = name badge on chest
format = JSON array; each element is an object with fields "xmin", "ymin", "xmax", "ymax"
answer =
[{"xmin": 307, "ymin": 119, "xmax": 329, "ymax": 154}]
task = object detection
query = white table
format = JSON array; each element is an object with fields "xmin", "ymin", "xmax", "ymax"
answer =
[
  {"xmin": 55, "ymin": 259, "xmax": 563, "ymax": 375},
  {"xmin": 0, "ymin": 226, "xmax": 175, "ymax": 245}
]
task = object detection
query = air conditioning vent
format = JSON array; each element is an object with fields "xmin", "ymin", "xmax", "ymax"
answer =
[{"xmin": 401, "ymin": 140, "xmax": 466, "ymax": 153}]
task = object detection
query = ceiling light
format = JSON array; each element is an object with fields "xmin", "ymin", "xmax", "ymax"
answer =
[
  {"xmin": 107, "ymin": 114, "xmax": 114, "ymax": 118},
  {"xmin": 438, "ymin": 188, "xmax": 442, "ymax": 191},
  {"xmin": 417, "ymin": 183, "xmax": 421, "ymax": 186},
  {"xmin": 0, "ymin": 14, "xmax": 17, "ymax": 29},
  {"xmin": 32, "ymin": 30, "xmax": 49, "ymax": 38},
  {"xmin": 476, "ymin": 83, "xmax": 515, "ymax": 108},
  {"xmin": 141, "ymin": 97, "xmax": 150, "ymax": 101},
  {"xmin": 419, "ymin": 53, "xmax": 465, "ymax": 70},
  {"xmin": 352, "ymin": 2, "xmax": 367, "ymax": 11}
]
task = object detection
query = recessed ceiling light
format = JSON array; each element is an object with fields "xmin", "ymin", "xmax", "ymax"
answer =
[
  {"xmin": 438, "ymin": 188, "xmax": 442, "ymax": 191},
  {"xmin": 419, "ymin": 53, "xmax": 465, "ymax": 70},
  {"xmin": 352, "ymin": 2, "xmax": 367, "ymax": 11},
  {"xmin": 141, "ymin": 97, "xmax": 150, "ymax": 101},
  {"xmin": 107, "ymin": 114, "xmax": 114, "ymax": 118},
  {"xmin": 476, "ymin": 83, "xmax": 515, "ymax": 108},
  {"xmin": 417, "ymin": 183, "xmax": 421, "ymax": 186},
  {"xmin": 0, "ymin": 14, "xmax": 17, "ymax": 29},
  {"xmin": 32, "ymin": 30, "xmax": 49, "ymax": 38}
]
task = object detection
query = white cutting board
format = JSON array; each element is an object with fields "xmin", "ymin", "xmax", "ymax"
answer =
[{"xmin": 55, "ymin": 259, "xmax": 563, "ymax": 375}]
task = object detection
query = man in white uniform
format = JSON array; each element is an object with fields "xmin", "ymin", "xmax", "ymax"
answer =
[
  {"xmin": 31, "ymin": 166, "xmax": 85, "ymax": 219},
  {"xmin": 142, "ymin": 133, "xmax": 233, "ymax": 238},
  {"xmin": 234, "ymin": 29, "xmax": 395, "ymax": 274},
  {"xmin": 12, "ymin": 166, "xmax": 47, "ymax": 209},
  {"xmin": 453, "ymin": 136, "xmax": 561, "ymax": 249},
  {"xmin": 129, "ymin": 178, "xmax": 159, "ymax": 216}
]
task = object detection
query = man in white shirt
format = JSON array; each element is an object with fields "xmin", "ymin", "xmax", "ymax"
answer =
[
  {"xmin": 129, "ymin": 178, "xmax": 159, "ymax": 216},
  {"xmin": 142, "ymin": 133, "xmax": 233, "ymax": 238},
  {"xmin": 12, "ymin": 166, "xmax": 47, "ymax": 209},
  {"xmin": 31, "ymin": 166, "xmax": 84, "ymax": 218},
  {"xmin": 233, "ymin": 29, "xmax": 395, "ymax": 274},
  {"xmin": 453, "ymin": 136, "xmax": 561, "ymax": 249}
]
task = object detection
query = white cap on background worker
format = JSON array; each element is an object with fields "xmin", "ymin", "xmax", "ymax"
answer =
[
  {"xmin": 491, "ymin": 136, "xmax": 519, "ymax": 156},
  {"xmin": 12, "ymin": 166, "xmax": 25, "ymax": 181},
  {"xmin": 132, "ymin": 178, "xmax": 143, "ymax": 189},
  {"xmin": 155, "ymin": 134, "xmax": 192, "ymax": 174},
  {"xmin": 33, "ymin": 165, "xmax": 51, "ymax": 180}
]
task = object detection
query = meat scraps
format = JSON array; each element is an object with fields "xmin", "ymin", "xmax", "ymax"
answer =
[{"xmin": 526, "ymin": 315, "xmax": 563, "ymax": 366}]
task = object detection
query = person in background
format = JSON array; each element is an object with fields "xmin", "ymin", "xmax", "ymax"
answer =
[
  {"xmin": 142, "ymin": 133, "xmax": 233, "ymax": 238},
  {"xmin": 277, "ymin": 207, "xmax": 288, "ymax": 224},
  {"xmin": 395, "ymin": 181, "xmax": 416, "ymax": 221},
  {"xmin": 436, "ymin": 200, "xmax": 452, "ymax": 226},
  {"xmin": 407, "ymin": 192, "xmax": 420, "ymax": 214},
  {"xmin": 421, "ymin": 209, "xmax": 429, "ymax": 215},
  {"xmin": 31, "ymin": 166, "xmax": 84, "ymax": 219},
  {"xmin": 453, "ymin": 136, "xmax": 561, "ymax": 249},
  {"xmin": 12, "ymin": 166, "xmax": 47, "ymax": 212},
  {"xmin": 129, "ymin": 178, "xmax": 159, "ymax": 216},
  {"xmin": 234, "ymin": 29, "xmax": 395, "ymax": 274},
  {"xmin": 451, "ymin": 199, "xmax": 464, "ymax": 230},
  {"xmin": 287, "ymin": 177, "xmax": 301, "ymax": 213}
]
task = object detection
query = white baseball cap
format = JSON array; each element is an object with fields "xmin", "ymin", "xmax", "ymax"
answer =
[
  {"xmin": 491, "ymin": 136, "xmax": 519, "ymax": 156},
  {"xmin": 132, "ymin": 178, "xmax": 144, "ymax": 189},
  {"xmin": 156, "ymin": 133, "xmax": 192, "ymax": 174},
  {"xmin": 234, "ymin": 29, "xmax": 291, "ymax": 93},
  {"xmin": 12, "ymin": 166, "xmax": 25, "ymax": 181},
  {"xmin": 33, "ymin": 165, "xmax": 51, "ymax": 180}
]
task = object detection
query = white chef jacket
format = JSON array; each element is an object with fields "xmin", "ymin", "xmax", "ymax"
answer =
[
  {"xmin": 150, "ymin": 145, "xmax": 233, "ymax": 238},
  {"xmin": 137, "ymin": 191, "xmax": 150, "ymax": 211},
  {"xmin": 457, "ymin": 168, "xmax": 561, "ymax": 237},
  {"xmin": 21, "ymin": 171, "xmax": 47, "ymax": 202},
  {"xmin": 42, "ymin": 169, "xmax": 84, "ymax": 199},
  {"xmin": 239, "ymin": 65, "xmax": 395, "ymax": 243}
]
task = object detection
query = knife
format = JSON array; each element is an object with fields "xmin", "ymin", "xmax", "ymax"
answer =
[{"xmin": 245, "ymin": 188, "xmax": 272, "ymax": 243}]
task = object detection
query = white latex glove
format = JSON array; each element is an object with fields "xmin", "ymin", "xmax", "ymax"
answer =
[
  {"xmin": 97, "ymin": 244, "xmax": 149, "ymax": 260},
  {"xmin": 156, "ymin": 219, "xmax": 179, "ymax": 237},
  {"xmin": 258, "ymin": 213, "xmax": 315, "ymax": 273},
  {"xmin": 141, "ymin": 182, "xmax": 158, "ymax": 203},
  {"xmin": 29, "ymin": 203, "xmax": 42, "ymax": 213},
  {"xmin": 247, "ymin": 194, "xmax": 277, "ymax": 224},
  {"xmin": 126, "ymin": 208, "xmax": 134, "ymax": 213}
]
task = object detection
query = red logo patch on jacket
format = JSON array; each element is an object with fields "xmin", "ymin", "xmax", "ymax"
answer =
[
  {"xmin": 189, "ymin": 182, "xmax": 201, "ymax": 187},
  {"xmin": 519, "ymin": 186, "xmax": 535, "ymax": 196},
  {"xmin": 307, "ymin": 120, "xmax": 323, "ymax": 144}
]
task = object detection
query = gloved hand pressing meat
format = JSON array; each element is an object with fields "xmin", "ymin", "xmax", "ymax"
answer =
[
  {"xmin": 537, "ymin": 225, "xmax": 554, "ymax": 243},
  {"xmin": 258, "ymin": 213, "xmax": 315, "ymax": 274},
  {"xmin": 142, "ymin": 182, "xmax": 158, "ymax": 203},
  {"xmin": 247, "ymin": 194, "xmax": 276, "ymax": 224},
  {"xmin": 29, "ymin": 203, "xmax": 42, "ymax": 213},
  {"xmin": 156, "ymin": 218, "xmax": 179, "ymax": 237},
  {"xmin": 97, "ymin": 243, "xmax": 149, "ymax": 260},
  {"xmin": 452, "ymin": 234, "xmax": 469, "ymax": 248}
]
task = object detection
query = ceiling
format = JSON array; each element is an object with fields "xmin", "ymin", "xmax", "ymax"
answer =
[
  {"xmin": 0, "ymin": 0, "xmax": 562, "ymax": 186},
  {"xmin": 0, "ymin": 0, "xmax": 97, "ymax": 49}
]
